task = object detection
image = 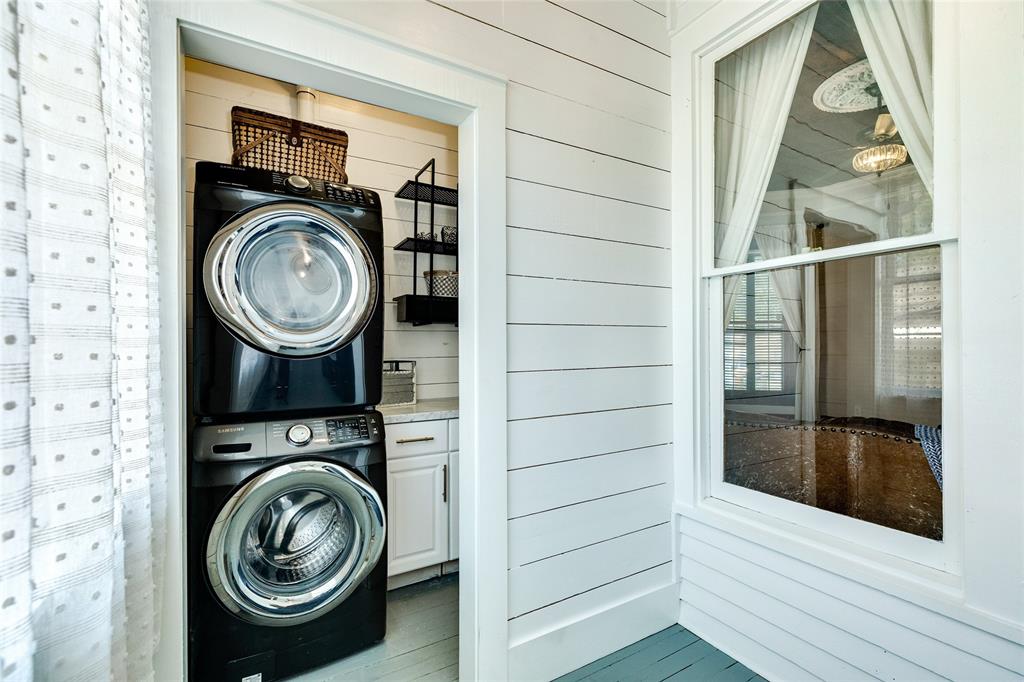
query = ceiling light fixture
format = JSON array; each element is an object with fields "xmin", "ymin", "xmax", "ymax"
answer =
[
  {"xmin": 852, "ymin": 98, "xmax": 908, "ymax": 175},
  {"xmin": 852, "ymin": 143, "xmax": 908, "ymax": 173}
]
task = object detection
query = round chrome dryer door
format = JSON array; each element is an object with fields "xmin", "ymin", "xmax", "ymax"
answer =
[
  {"xmin": 206, "ymin": 460, "xmax": 386, "ymax": 626},
  {"xmin": 204, "ymin": 203, "xmax": 377, "ymax": 357}
]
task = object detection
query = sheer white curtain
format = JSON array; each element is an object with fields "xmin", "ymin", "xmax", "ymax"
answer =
[
  {"xmin": 715, "ymin": 4, "xmax": 818, "ymax": 322},
  {"xmin": 874, "ymin": 249, "xmax": 943, "ymax": 424},
  {"xmin": 851, "ymin": 0, "xmax": 937, "ymax": 424},
  {"xmin": 848, "ymin": 0, "xmax": 934, "ymax": 195},
  {"xmin": 0, "ymin": 0, "xmax": 164, "ymax": 680}
]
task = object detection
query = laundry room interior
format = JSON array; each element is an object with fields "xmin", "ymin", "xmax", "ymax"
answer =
[{"xmin": 184, "ymin": 57, "xmax": 463, "ymax": 679}]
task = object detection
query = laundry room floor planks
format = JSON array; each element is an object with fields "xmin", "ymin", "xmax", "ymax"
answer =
[
  {"xmin": 554, "ymin": 625, "xmax": 764, "ymax": 682},
  {"xmin": 287, "ymin": 574, "xmax": 459, "ymax": 681}
]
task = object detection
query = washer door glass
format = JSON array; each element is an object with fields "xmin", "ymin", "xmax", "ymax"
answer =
[
  {"xmin": 204, "ymin": 203, "xmax": 377, "ymax": 357},
  {"xmin": 206, "ymin": 460, "xmax": 386, "ymax": 626}
]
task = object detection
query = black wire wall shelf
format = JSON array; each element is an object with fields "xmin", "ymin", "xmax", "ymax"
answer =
[
  {"xmin": 394, "ymin": 294, "xmax": 458, "ymax": 326},
  {"xmin": 394, "ymin": 237, "xmax": 458, "ymax": 256},
  {"xmin": 395, "ymin": 180, "xmax": 458, "ymax": 207},
  {"xmin": 393, "ymin": 158, "xmax": 458, "ymax": 326}
]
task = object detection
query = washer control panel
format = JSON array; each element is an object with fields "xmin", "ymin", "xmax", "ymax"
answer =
[
  {"xmin": 326, "ymin": 415, "xmax": 372, "ymax": 444},
  {"xmin": 268, "ymin": 413, "xmax": 383, "ymax": 454},
  {"xmin": 194, "ymin": 411, "xmax": 384, "ymax": 462}
]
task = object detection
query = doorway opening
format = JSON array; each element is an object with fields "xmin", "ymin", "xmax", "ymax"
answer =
[
  {"xmin": 181, "ymin": 56, "xmax": 464, "ymax": 679},
  {"xmin": 151, "ymin": 5, "xmax": 508, "ymax": 679}
]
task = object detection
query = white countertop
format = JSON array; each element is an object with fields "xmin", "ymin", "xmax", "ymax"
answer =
[{"xmin": 379, "ymin": 397, "xmax": 459, "ymax": 424}]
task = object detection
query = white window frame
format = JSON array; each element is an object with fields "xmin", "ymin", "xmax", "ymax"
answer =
[{"xmin": 672, "ymin": 0, "xmax": 963, "ymax": 580}]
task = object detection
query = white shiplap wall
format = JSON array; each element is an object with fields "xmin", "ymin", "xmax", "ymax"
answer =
[
  {"xmin": 677, "ymin": 518, "xmax": 1024, "ymax": 681},
  {"xmin": 182, "ymin": 58, "xmax": 460, "ymax": 400},
  {"xmin": 285, "ymin": 1, "xmax": 676, "ymax": 678}
]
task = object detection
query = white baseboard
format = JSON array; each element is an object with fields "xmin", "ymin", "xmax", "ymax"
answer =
[
  {"xmin": 387, "ymin": 564, "xmax": 442, "ymax": 590},
  {"xmin": 508, "ymin": 582, "xmax": 678, "ymax": 681},
  {"xmin": 679, "ymin": 599, "xmax": 810, "ymax": 682}
]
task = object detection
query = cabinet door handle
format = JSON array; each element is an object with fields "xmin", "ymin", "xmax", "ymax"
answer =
[
  {"xmin": 442, "ymin": 464, "xmax": 448, "ymax": 503},
  {"xmin": 396, "ymin": 435, "xmax": 435, "ymax": 444}
]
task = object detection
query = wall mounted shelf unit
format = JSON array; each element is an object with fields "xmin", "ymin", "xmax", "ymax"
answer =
[{"xmin": 393, "ymin": 158, "xmax": 459, "ymax": 326}]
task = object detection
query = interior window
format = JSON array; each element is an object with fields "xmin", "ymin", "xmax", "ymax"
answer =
[{"xmin": 713, "ymin": 1, "xmax": 942, "ymax": 541}]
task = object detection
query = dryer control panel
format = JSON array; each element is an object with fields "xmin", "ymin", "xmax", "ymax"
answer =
[
  {"xmin": 194, "ymin": 162, "xmax": 381, "ymax": 210},
  {"xmin": 269, "ymin": 171, "xmax": 379, "ymax": 209},
  {"xmin": 194, "ymin": 411, "xmax": 384, "ymax": 462}
]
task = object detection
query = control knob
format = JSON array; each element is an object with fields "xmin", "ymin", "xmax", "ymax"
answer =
[
  {"xmin": 286, "ymin": 423, "xmax": 313, "ymax": 446},
  {"xmin": 285, "ymin": 175, "xmax": 312, "ymax": 193}
]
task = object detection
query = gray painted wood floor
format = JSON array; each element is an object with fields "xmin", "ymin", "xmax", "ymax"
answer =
[
  {"xmin": 290, "ymin": 580, "xmax": 757, "ymax": 682},
  {"xmin": 289, "ymin": 574, "xmax": 459, "ymax": 681},
  {"xmin": 555, "ymin": 625, "xmax": 765, "ymax": 682}
]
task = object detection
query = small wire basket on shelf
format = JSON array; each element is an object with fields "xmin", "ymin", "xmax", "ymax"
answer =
[
  {"xmin": 441, "ymin": 225, "xmax": 458, "ymax": 245},
  {"xmin": 230, "ymin": 106, "xmax": 349, "ymax": 183},
  {"xmin": 423, "ymin": 270, "xmax": 458, "ymax": 298}
]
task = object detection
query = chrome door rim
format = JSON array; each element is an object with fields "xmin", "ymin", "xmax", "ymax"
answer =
[
  {"xmin": 206, "ymin": 460, "xmax": 386, "ymax": 626},
  {"xmin": 203, "ymin": 203, "xmax": 377, "ymax": 357}
]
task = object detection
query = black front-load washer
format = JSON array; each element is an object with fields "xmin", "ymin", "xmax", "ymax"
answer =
[
  {"xmin": 188, "ymin": 412, "xmax": 387, "ymax": 681},
  {"xmin": 192, "ymin": 162, "xmax": 384, "ymax": 420}
]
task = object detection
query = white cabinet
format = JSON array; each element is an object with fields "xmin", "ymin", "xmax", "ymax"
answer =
[
  {"xmin": 448, "ymin": 451, "xmax": 459, "ymax": 561},
  {"xmin": 385, "ymin": 415, "xmax": 460, "ymax": 578},
  {"xmin": 386, "ymin": 452, "xmax": 449, "ymax": 577}
]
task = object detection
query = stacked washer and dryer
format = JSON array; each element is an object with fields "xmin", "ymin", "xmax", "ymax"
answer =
[{"xmin": 188, "ymin": 162, "xmax": 389, "ymax": 681}]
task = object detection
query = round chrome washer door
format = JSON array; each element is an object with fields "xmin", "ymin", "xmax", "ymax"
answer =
[
  {"xmin": 206, "ymin": 460, "xmax": 386, "ymax": 626},
  {"xmin": 204, "ymin": 203, "xmax": 377, "ymax": 357}
]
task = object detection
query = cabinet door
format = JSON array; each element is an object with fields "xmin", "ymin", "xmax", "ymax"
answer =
[
  {"xmin": 448, "ymin": 451, "xmax": 459, "ymax": 561},
  {"xmin": 387, "ymin": 452, "xmax": 449, "ymax": 577}
]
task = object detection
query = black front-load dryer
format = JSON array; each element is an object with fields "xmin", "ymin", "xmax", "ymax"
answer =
[
  {"xmin": 188, "ymin": 412, "xmax": 387, "ymax": 681},
  {"xmin": 192, "ymin": 162, "xmax": 384, "ymax": 419}
]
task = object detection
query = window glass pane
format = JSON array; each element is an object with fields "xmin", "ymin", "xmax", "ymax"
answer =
[
  {"xmin": 722, "ymin": 246, "xmax": 942, "ymax": 540},
  {"xmin": 714, "ymin": 1, "xmax": 933, "ymax": 267}
]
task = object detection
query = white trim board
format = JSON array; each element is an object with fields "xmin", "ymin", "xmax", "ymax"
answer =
[
  {"xmin": 509, "ymin": 582, "xmax": 678, "ymax": 681},
  {"xmin": 149, "ymin": 2, "xmax": 508, "ymax": 680}
]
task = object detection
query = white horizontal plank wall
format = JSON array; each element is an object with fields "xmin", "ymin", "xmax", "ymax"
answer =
[
  {"xmin": 182, "ymin": 58, "xmax": 460, "ymax": 400},
  {"xmin": 677, "ymin": 517, "xmax": 1024, "ymax": 681},
  {"xmin": 288, "ymin": 1, "xmax": 674, "ymax": 678}
]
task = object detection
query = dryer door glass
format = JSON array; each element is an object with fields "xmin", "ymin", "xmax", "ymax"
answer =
[
  {"xmin": 239, "ymin": 224, "xmax": 355, "ymax": 333},
  {"xmin": 206, "ymin": 460, "xmax": 386, "ymax": 626},
  {"xmin": 204, "ymin": 203, "xmax": 377, "ymax": 357}
]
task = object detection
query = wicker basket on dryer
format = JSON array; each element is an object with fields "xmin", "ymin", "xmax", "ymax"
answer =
[{"xmin": 230, "ymin": 106, "xmax": 349, "ymax": 183}]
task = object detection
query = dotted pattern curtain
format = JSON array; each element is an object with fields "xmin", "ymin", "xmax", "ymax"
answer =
[{"xmin": 0, "ymin": 0, "xmax": 164, "ymax": 680}]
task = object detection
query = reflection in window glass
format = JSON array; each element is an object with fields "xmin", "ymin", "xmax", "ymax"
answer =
[
  {"xmin": 714, "ymin": 0, "xmax": 933, "ymax": 267},
  {"xmin": 723, "ymin": 247, "xmax": 942, "ymax": 540}
]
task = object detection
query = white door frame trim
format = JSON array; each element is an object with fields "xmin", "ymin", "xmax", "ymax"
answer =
[{"xmin": 149, "ymin": 2, "xmax": 509, "ymax": 679}]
